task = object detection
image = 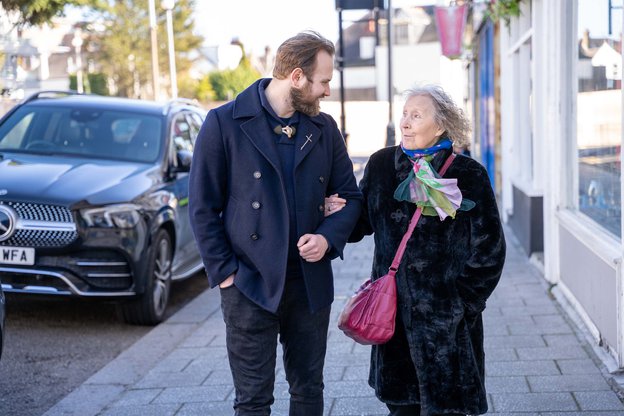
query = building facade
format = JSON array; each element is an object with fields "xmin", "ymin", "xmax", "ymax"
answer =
[{"xmin": 470, "ymin": 0, "xmax": 624, "ymax": 368}]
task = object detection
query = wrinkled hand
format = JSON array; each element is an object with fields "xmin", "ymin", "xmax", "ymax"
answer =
[
  {"xmin": 219, "ymin": 273, "xmax": 235, "ymax": 289},
  {"xmin": 324, "ymin": 193, "xmax": 346, "ymax": 217},
  {"xmin": 297, "ymin": 234, "xmax": 329, "ymax": 262}
]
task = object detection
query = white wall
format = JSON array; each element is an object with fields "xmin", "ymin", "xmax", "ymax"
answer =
[
  {"xmin": 320, "ymin": 101, "xmax": 391, "ymax": 157},
  {"xmin": 376, "ymin": 43, "xmax": 443, "ymax": 101},
  {"xmin": 341, "ymin": 66, "xmax": 377, "ymax": 89}
]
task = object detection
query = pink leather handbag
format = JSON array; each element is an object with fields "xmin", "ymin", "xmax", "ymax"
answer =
[{"xmin": 338, "ymin": 154, "xmax": 455, "ymax": 345}]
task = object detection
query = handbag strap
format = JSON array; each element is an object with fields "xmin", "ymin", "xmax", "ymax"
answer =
[{"xmin": 388, "ymin": 153, "xmax": 456, "ymax": 276}]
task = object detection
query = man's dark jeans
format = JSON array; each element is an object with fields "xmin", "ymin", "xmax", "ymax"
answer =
[{"xmin": 220, "ymin": 278, "xmax": 331, "ymax": 416}]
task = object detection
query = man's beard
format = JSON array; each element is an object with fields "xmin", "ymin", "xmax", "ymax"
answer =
[{"xmin": 290, "ymin": 84, "xmax": 321, "ymax": 116}]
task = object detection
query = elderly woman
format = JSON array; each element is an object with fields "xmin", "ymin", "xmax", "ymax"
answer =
[{"xmin": 330, "ymin": 85, "xmax": 505, "ymax": 415}]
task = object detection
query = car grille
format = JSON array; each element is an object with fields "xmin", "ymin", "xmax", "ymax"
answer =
[
  {"xmin": 9, "ymin": 201, "xmax": 73, "ymax": 222},
  {"xmin": 38, "ymin": 250, "xmax": 133, "ymax": 290},
  {"xmin": 0, "ymin": 201, "xmax": 78, "ymax": 248},
  {"xmin": 1, "ymin": 250, "xmax": 133, "ymax": 295},
  {"xmin": 7, "ymin": 229, "xmax": 77, "ymax": 247}
]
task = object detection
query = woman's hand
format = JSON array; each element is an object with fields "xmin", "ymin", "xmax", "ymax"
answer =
[{"xmin": 324, "ymin": 194, "xmax": 346, "ymax": 217}]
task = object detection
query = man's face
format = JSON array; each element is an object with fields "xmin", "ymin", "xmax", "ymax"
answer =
[{"xmin": 290, "ymin": 50, "xmax": 333, "ymax": 116}]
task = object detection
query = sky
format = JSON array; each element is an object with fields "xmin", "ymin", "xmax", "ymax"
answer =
[
  {"xmin": 192, "ymin": 0, "xmax": 439, "ymax": 54},
  {"xmin": 193, "ymin": 0, "xmax": 348, "ymax": 54}
]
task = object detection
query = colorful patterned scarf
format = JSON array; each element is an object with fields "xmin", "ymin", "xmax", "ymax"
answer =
[
  {"xmin": 400, "ymin": 137, "xmax": 452, "ymax": 157},
  {"xmin": 394, "ymin": 139, "xmax": 475, "ymax": 220}
]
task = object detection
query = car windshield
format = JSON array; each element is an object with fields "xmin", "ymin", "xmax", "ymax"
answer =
[{"xmin": 0, "ymin": 104, "xmax": 163, "ymax": 163}]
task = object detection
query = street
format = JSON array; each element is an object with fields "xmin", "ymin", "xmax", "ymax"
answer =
[{"xmin": 0, "ymin": 273, "xmax": 209, "ymax": 416}]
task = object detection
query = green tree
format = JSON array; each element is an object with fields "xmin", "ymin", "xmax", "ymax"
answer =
[
  {"xmin": 207, "ymin": 58, "xmax": 260, "ymax": 101},
  {"xmin": 88, "ymin": 0, "xmax": 202, "ymax": 98},
  {"xmin": 1, "ymin": 0, "xmax": 105, "ymax": 27},
  {"xmin": 178, "ymin": 73, "xmax": 201, "ymax": 101},
  {"xmin": 194, "ymin": 76, "xmax": 215, "ymax": 103},
  {"xmin": 70, "ymin": 73, "xmax": 108, "ymax": 95}
]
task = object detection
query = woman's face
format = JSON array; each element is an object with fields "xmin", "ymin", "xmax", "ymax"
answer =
[{"xmin": 400, "ymin": 94, "xmax": 444, "ymax": 150}]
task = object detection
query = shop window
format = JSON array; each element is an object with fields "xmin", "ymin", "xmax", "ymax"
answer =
[{"xmin": 576, "ymin": 0, "xmax": 622, "ymax": 237}]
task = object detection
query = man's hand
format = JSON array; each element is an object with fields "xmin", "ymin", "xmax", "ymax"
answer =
[
  {"xmin": 297, "ymin": 234, "xmax": 329, "ymax": 263},
  {"xmin": 219, "ymin": 273, "xmax": 235, "ymax": 289}
]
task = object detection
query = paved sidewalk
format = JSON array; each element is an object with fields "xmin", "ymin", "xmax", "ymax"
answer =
[{"xmin": 44, "ymin": 227, "xmax": 624, "ymax": 416}]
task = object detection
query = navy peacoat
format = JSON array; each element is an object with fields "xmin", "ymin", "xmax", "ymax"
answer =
[{"xmin": 189, "ymin": 79, "xmax": 362, "ymax": 313}]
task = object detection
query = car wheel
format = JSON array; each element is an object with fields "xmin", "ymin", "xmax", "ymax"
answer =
[{"xmin": 121, "ymin": 229, "xmax": 172, "ymax": 325}]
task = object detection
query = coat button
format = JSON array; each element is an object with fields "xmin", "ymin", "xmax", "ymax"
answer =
[
  {"xmin": 319, "ymin": 176, "xmax": 325, "ymax": 183},
  {"xmin": 318, "ymin": 204, "xmax": 324, "ymax": 212},
  {"xmin": 253, "ymin": 171, "xmax": 262, "ymax": 179},
  {"xmin": 250, "ymin": 233, "xmax": 259, "ymax": 240},
  {"xmin": 252, "ymin": 201, "xmax": 261, "ymax": 209}
]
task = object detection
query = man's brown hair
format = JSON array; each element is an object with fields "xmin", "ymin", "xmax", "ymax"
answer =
[{"xmin": 272, "ymin": 31, "xmax": 335, "ymax": 80}]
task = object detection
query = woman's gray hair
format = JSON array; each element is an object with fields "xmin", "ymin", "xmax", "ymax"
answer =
[{"xmin": 403, "ymin": 85, "xmax": 471, "ymax": 147}]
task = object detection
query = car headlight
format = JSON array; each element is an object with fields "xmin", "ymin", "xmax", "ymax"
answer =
[{"xmin": 81, "ymin": 204, "xmax": 142, "ymax": 228}]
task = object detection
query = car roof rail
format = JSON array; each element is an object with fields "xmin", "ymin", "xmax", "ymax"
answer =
[
  {"xmin": 162, "ymin": 98, "xmax": 202, "ymax": 115},
  {"xmin": 21, "ymin": 90, "xmax": 83, "ymax": 105}
]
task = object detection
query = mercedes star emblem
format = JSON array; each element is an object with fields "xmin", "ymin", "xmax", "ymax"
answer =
[{"xmin": 0, "ymin": 205, "xmax": 17, "ymax": 242}]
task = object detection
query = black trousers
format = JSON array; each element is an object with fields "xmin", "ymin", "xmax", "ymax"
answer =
[
  {"xmin": 220, "ymin": 278, "xmax": 331, "ymax": 416},
  {"xmin": 386, "ymin": 403, "xmax": 465, "ymax": 415}
]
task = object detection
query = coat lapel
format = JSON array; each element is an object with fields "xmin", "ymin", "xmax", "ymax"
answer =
[
  {"xmin": 240, "ymin": 114, "xmax": 282, "ymax": 172},
  {"xmin": 293, "ymin": 117, "xmax": 322, "ymax": 170}
]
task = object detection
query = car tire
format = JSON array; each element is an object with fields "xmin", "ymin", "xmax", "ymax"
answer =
[{"xmin": 121, "ymin": 229, "xmax": 172, "ymax": 325}]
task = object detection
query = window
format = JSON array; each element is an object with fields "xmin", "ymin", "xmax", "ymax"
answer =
[
  {"xmin": 171, "ymin": 113, "xmax": 193, "ymax": 153},
  {"xmin": 0, "ymin": 105, "xmax": 162, "ymax": 163},
  {"xmin": 186, "ymin": 112, "xmax": 203, "ymax": 145},
  {"xmin": 0, "ymin": 111, "xmax": 33, "ymax": 148},
  {"xmin": 506, "ymin": 1, "xmax": 534, "ymax": 189},
  {"xmin": 576, "ymin": 0, "xmax": 622, "ymax": 237}
]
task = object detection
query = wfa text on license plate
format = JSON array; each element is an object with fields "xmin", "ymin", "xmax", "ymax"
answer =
[{"xmin": 1, "ymin": 246, "xmax": 35, "ymax": 265}]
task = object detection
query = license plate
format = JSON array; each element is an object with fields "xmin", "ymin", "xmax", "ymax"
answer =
[{"xmin": 0, "ymin": 246, "xmax": 35, "ymax": 265}]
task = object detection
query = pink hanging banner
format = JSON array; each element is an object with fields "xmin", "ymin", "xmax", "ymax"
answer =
[{"xmin": 434, "ymin": 4, "xmax": 468, "ymax": 59}]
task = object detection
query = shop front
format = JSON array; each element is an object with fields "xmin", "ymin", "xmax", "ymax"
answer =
[{"xmin": 494, "ymin": 0, "xmax": 624, "ymax": 367}]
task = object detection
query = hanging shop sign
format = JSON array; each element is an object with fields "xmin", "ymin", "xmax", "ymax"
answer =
[{"xmin": 434, "ymin": 3, "xmax": 468, "ymax": 59}]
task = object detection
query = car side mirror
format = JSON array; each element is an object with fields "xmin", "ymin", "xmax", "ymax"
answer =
[{"xmin": 171, "ymin": 149, "xmax": 192, "ymax": 173}]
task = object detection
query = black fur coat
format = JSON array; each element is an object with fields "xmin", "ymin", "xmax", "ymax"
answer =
[{"xmin": 350, "ymin": 146, "xmax": 506, "ymax": 415}]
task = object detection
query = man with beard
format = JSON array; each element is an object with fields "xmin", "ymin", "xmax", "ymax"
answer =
[{"xmin": 189, "ymin": 31, "xmax": 362, "ymax": 416}]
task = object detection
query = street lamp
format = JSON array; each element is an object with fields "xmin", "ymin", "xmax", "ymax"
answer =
[
  {"xmin": 148, "ymin": 0, "xmax": 160, "ymax": 100},
  {"xmin": 71, "ymin": 28, "xmax": 84, "ymax": 93},
  {"xmin": 385, "ymin": 0, "xmax": 395, "ymax": 147},
  {"xmin": 161, "ymin": 0, "xmax": 177, "ymax": 99}
]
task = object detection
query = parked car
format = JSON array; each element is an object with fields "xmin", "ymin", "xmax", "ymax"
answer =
[{"xmin": 0, "ymin": 91, "xmax": 206, "ymax": 325}]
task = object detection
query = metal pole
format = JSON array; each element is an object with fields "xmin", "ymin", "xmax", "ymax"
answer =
[
  {"xmin": 385, "ymin": 0, "xmax": 395, "ymax": 147},
  {"xmin": 338, "ymin": 8, "xmax": 348, "ymax": 143},
  {"xmin": 72, "ymin": 29, "xmax": 84, "ymax": 94},
  {"xmin": 609, "ymin": 0, "xmax": 613, "ymax": 35},
  {"xmin": 148, "ymin": 0, "xmax": 160, "ymax": 100},
  {"xmin": 374, "ymin": 5, "xmax": 380, "ymax": 47},
  {"xmin": 165, "ymin": 6, "xmax": 177, "ymax": 99}
]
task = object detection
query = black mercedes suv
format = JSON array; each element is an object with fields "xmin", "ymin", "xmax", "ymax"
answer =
[{"xmin": 0, "ymin": 91, "xmax": 206, "ymax": 325}]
